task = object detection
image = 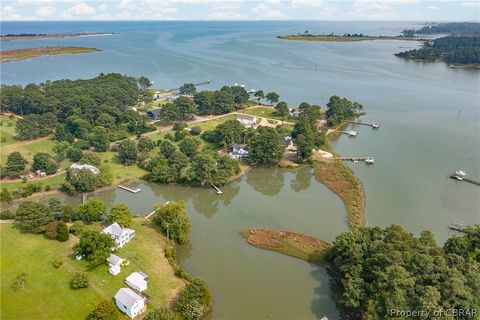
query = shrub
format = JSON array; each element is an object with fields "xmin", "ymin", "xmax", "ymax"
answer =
[
  {"xmin": 0, "ymin": 209, "xmax": 15, "ymax": 220},
  {"xmin": 56, "ymin": 221, "xmax": 69, "ymax": 242},
  {"xmin": 21, "ymin": 184, "xmax": 35, "ymax": 197},
  {"xmin": 174, "ymin": 268, "xmax": 192, "ymax": 282},
  {"xmin": 44, "ymin": 185, "xmax": 52, "ymax": 191},
  {"xmin": 70, "ymin": 272, "xmax": 89, "ymax": 289},
  {"xmin": 88, "ymin": 299, "xmax": 118, "ymax": 320},
  {"xmin": 190, "ymin": 126, "xmax": 202, "ymax": 136},
  {"xmin": 144, "ymin": 308, "xmax": 177, "ymax": 320},
  {"xmin": 45, "ymin": 221, "xmax": 59, "ymax": 239},
  {"xmin": 11, "ymin": 273, "xmax": 27, "ymax": 291},
  {"xmin": 52, "ymin": 257, "xmax": 64, "ymax": 268},
  {"xmin": 0, "ymin": 188, "xmax": 13, "ymax": 204},
  {"xmin": 70, "ymin": 221, "xmax": 85, "ymax": 235},
  {"xmin": 164, "ymin": 243, "xmax": 177, "ymax": 265},
  {"xmin": 174, "ymin": 278, "xmax": 212, "ymax": 320}
]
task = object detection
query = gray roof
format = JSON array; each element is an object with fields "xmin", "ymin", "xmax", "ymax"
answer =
[
  {"xmin": 107, "ymin": 254, "xmax": 123, "ymax": 266},
  {"xmin": 115, "ymin": 288, "xmax": 143, "ymax": 309},
  {"xmin": 236, "ymin": 114, "xmax": 256, "ymax": 121},
  {"xmin": 102, "ymin": 223, "xmax": 124, "ymax": 237},
  {"xmin": 137, "ymin": 271, "xmax": 149, "ymax": 280},
  {"xmin": 147, "ymin": 108, "xmax": 162, "ymax": 116}
]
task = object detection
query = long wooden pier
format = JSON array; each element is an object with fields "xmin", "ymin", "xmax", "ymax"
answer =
[
  {"xmin": 449, "ymin": 222, "xmax": 468, "ymax": 233},
  {"xmin": 144, "ymin": 201, "xmax": 170, "ymax": 219},
  {"xmin": 336, "ymin": 157, "xmax": 374, "ymax": 164},
  {"xmin": 117, "ymin": 185, "xmax": 142, "ymax": 193},
  {"xmin": 348, "ymin": 121, "xmax": 380, "ymax": 128},
  {"xmin": 212, "ymin": 184, "xmax": 223, "ymax": 195},
  {"xmin": 169, "ymin": 80, "xmax": 211, "ymax": 92},
  {"xmin": 449, "ymin": 175, "xmax": 480, "ymax": 187}
]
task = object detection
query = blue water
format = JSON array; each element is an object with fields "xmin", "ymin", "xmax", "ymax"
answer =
[{"xmin": 1, "ymin": 21, "xmax": 479, "ymax": 319}]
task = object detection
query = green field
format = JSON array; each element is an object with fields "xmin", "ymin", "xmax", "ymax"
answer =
[{"xmin": 0, "ymin": 219, "xmax": 184, "ymax": 319}]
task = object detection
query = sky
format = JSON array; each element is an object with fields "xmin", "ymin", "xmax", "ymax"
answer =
[{"xmin": 0, "ymin": 0, "xmax": 479, "ymax": 21}]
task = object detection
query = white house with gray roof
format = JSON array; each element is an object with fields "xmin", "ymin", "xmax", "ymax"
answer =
[
  {"xmin": 114, "ymin": 288, "xmax": 145, "ymax": 319},
  {"xmin": 101, "ymin": 222, "xmax": 135, "ymax": 249},
  {"xmin": 107, "ymin": 254, "xmax": 124, "ymax": 276},
  {"xmin": 236, "ymin": 114, "xmax": 257, "ymax": 127},
  {"xmin": 125, "ymin": 272, "xmax": 148, "ymax": 292}
]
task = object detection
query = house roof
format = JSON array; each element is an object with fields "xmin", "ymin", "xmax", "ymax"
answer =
[
  {"xmin": 236, "ymin": 114, "xmax": 256, "ymax": 121},
  {"xmin": 102, "ymin": 222, "xmax": 124, "ymax": 237},
  {"xmin": 126, "ymin": 272, "xmax": 148, "ymax": 289},
  {"xmin": 147, "ymin": 108, "xmax": 162, "ymax": 116},
  {"xmin": 69, "ymin": 163, "xmax": 99, "ymax": 174},
  {"xmin": 115, "ymin": 288, "xmax": 143, "ymax": 309},
  {"xmin": 107, "ymin": 254, "xmax": 123, "ymax": 266},
  {"xmin": 231, "ymin": 143, "xmax": 247, "ymax": 150},
  {"xmin": 137, "ymin": 271, "xmax": 149, "ymax": 279}
]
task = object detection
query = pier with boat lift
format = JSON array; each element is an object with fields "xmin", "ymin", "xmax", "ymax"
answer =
[
  {"xmin": 340, "ymin": 130, "xmax": 358, "ymax": 137},
  {"xmin": 448, "ymin": 221, "xmax": 468, "ymax": 233},
  {"xmin": 348, "ymin": 121, "xmax": 381, "ymax": 128},
  {"xmin": 212, "ymin": 184, "xmax": 223, "ymax": 195},
  {"xmin": 145, "ymin": 201, "xmax": 170, "ymax": 219},
  {"xmin": 450, "ymin": 170, "xmax": 480, "ymax": 186},
  {"xmin": 117, "ymin": 185, "xmax": 142, "ymax": 193}
]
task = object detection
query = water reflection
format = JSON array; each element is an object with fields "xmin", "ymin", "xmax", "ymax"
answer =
[
  {"xmin": 246, "ymin": 168, "xmax": 285, "ymax": 196},
  {"xmin": 290, "ymin": 167, "xmax": 313, "ymax": 193}
]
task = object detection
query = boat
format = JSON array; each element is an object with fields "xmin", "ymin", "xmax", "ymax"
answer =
[
  {"xmin": 450, "ymin": 65, "xmax": 456, "ymax": 68},
  {"xmin": 453, "ymin": 170, "xmax": 467, "ymax": 180},
  {"xmin": 353, "ymin": 160, "xmax": 359, "ymax": 164},
  {"xmin": 347, "ymin": 130, "xmax": 358, "ymax": 137},
  {"xmin": 372, "ymin": 122, "xmax": 380, "ymax": 128},
  {"xmin": 365, "ymin": 158, "xmax": 375, "ymax": 164}
]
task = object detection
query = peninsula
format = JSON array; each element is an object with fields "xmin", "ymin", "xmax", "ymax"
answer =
[
  {"xmin": 277, "ymin": 33, "xmax": 425, "ymax": 42},
  {"xmin": 0, "ymin": 46, "xmax": 100, "ymax": 63},
  {"xmin": 0, "ymin": 32, "xmax": 116, "ymax": 41}
]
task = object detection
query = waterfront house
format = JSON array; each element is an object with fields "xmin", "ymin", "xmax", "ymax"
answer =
[
  {"xmin": 114, "ymin": 288, "xmax": 146, "ymax": 319},
  {"xmin": 101, "ymin": 222, "xmax": 135, "ymax": 249},
  {"xmin": 289, "ymin": 108, "xmax": 301, "ymax": 117},
  {"xmin": 69, "ymin": 163, "xmax": 99, "ymax": 175},
  {"xmin": 229, "ymin": 143, "xmax": 248, "ymax": 159},
  {"xmin": 282, "ymin": 135, "xmax": 296, "ymax": 151},
  {"xmin": 125, "ymin": 272, "xmax": 148, "ymax": 292},
  {"xmin": 152, "ymin": 92, "xmax": 161, "ymax": 100},
  {"xmin": 236, "ymin": 114, "xmax": 257, "ymax": 127},
  {"xmin": 107, "ymin": 253, "xmax": 124, "ymax": 276},
  {"xmin": 146, "ymin": 108, "xmax": 162, "ymax": 120}
]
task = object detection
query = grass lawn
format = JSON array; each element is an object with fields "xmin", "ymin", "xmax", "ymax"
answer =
[
  {"xmin": 0, "ymin": 115, "xmax": 17, "ymax": 145},
  {"xmin": 195, "ymin": 114, "xmax": 237, "ymax": 132},
  {"xmin": 0, "ymin": 135, "xmax": 57, "ymax": 165},
  {"xmin": 97, "ymin": 152, "xmax": 148, "ymax": 184},
  {"xmin": 0, "ymin": 218, "xmax": 184, "ymax": 319},
  {"xmin": 243, "ymin": 106, "xmax": 283, "ymax": 120}
]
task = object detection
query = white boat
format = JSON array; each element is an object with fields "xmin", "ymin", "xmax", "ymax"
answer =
[
  {"xmin": 347, "ymin": 130, "xmax": 358, "ymax": 137},
  {"xmin": 454, "ymin": 170, "xmax": 467, "ymax": 180},
  {"xmin": 353, "ymin": 160, "xmax": 359, "ymax": 164},
  {"xmin": 450, "ymin": 65, "xmax": 456, "ymax": 68},
  {"xmin": 365, "ymin": 158, "xmax": 375, "ymax": 164},
  {"xmin": 372, "ymin": 122, "xmax": 380, "ymax": 128}
]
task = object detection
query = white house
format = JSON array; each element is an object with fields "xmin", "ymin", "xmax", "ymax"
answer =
[
  {"xmin": 283, "ymin": 135, "xmax": 296, "ymax": 151},
  {"xmin": 107, "ymin": 254, "xmax": 124, "ymax": 276},
  {"xmin": 229, "ymin": 143, "xmax": 248, "ymax": 160},
  {"xmin": 236, "ymin": 114, "xmax": 257, "ymax": 127},
  {"xmin": 101, "ymin": 222, "xmax": 135, "ymax": 249},
  {"xmin": 69, "ymin": 163, "xmax": 99, "ymax": 175},
  {"xmin": 125, "ymin": 272, "xmax": 148, "ymax": 292},
  {"xmin": 114, "ymin": 288, "xmax": 146, "ymax": 319}
]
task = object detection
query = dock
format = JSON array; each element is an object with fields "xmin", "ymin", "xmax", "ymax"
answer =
[
  {"xmin": 348, "ymin": 121, "xmax": 381, "ymax": 128},
  {"xmin": 212, "ymin": 184, "xmax": 223, "ymax": 195},
  {"xmin": 144, "ymin": 201, "xmax": 170, "ymax": 219},
  {"xmin": 117, "ymin": 185, "xmax": 142, "ymax": 193},
  {"xmin": 448, "ymin": 221, "xmax": 467, "ymax": 233},
  {"xmin": 169, "ymin": 80, "xmax": 211, "ymax": 92},
  {"xmin": 340, "ymin": 130, "xmax": 358, "ymax": 137},
  {"xmin": 450, "ymin": 171, "xmax": 480, "ymax": 187},
  {"xmin": 336, "ymin": 157, "xmax": 375, "ymax": 164}
]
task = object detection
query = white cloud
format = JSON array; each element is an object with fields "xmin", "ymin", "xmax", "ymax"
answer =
[
  {"xmin": 428, "ymin": 5, "xmax": 438, "ymax": 10},
  {"xmin": 35, "ymin": 6, "xmax": 56, "ymax": 17},
  {"xmin": 292, "ymin": 0, "xmax": 325, "ymax": 7},
  {"xmin": 98, "ymin": 3, "xmax": 108, "ymax": 12},
  {"xmin": 252, "ymin": 1, "xmax": 285, "ymax": 19},
  {"xmin": 67, "ymin": 2, "xmax": 96, "ymax": 16},
  {"xmin": 461, "ymin": 2, "xmax": 480, "ymax": 8}
]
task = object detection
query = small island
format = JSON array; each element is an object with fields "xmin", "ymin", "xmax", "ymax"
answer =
[
  {"xmin": 0, "ymin": 32, "xmax": 115, "ymax": 41},
  {"xmin": 277, "ymin": 33, "xmax": 424, "ymax": 42},
  {"xmin": 1, "ymin": 46, "xmax": 100, "ymax": 63}
]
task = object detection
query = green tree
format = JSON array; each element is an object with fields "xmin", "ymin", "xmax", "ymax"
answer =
[
  {"xmin": 53, "ymin": 141, "xmax": 71, "ymax": 159},
  {"xmin": 179, "ymin": 83, "xmax": 197, "ymax": 96},
  {"xmin": 188, "ymin": 151, "xmax": 217, "ymax": 185},
  {"xmin": 80, "ymin": 153, "xmax": 101, "ymax": 166},
  {"xmin": 96, "ymin": 113, "xmax": 116, "ymax": 129},
  {"xmin": 174, "ymin": 96, "xmax": 197, "ymax": 120},
  {"xmin": 194, "ymin": 91, "xmax": 215, "ymax": 115},
  {"xmin": 274, "ymin": 101, "xmax": 289, "ymax": 117},
  {"xmin": 212, "ymin": 91, "xmax": 235, "ymax": 114},
  {"xmin": 3, "ymin": 151, "xmax": 27, "ymax": 178},
  {"xmin": 247, "ymin": 127, "xmax": 285, "ymax": 166},
  {"xmin": 74, "ymin": 230, "xmax": 115, "ymax": 268},
  {"xmin": 107, "ymin": 203, "xmax": 132, "ymax": 227},
  {"xmin": 67, "ymin": 147, "xmax": 84, "ymax": 162},
  {"xmin": 88, "ymin": 126, "xmax": 110, "ymax": 152},
  {"xmin": 159, "ymin": 139, "xmax": 177, "ymax": 160},
  {"xmin": 70, "ymin": 272, "xmax": 89, "ymax": 289},
  {"xmin": 265, "ymin": 92, "xmax": 279, "ymax": 105},
  {"xmin": 137, "ymin": 136, "xmax": 154, "ymax": 153},
  {"xmin": 56, "ymin": 221, "xmax": 69, "ymax": 242},
  {"xmin": 254, "ymin": 90, "xmax": 265, "ymax": 102},
  {"xmin": 179, "ymin": 137, "xmax": 198, "ymax": 157},
  {"xmin": 0, "ymin": 188, "xmax": 13, "ymax": 205},
  {"xmin": 118, "ymin": 139, "xmax": 138, "ymax": 165},
  {"xmin": 45, "ymin": 221, "xmax": 59, "ymax": 239},
  {"xmin": 15, "ymin": 201, "xmax": 54, "ymax": 233},
  {"xmin": 153, "ymin": 201, "xmax": 191, "ymax": 244},
  {"xmin": 89, "ymin": 299, "xmax": 118, "ymax": 320},
  {"xmin": 65, "ymin": 168, "xmax": 99, "ymax": 194},
  {"xmin": 32, "ymin": 152, "xmax": 58, "ymax": 175},
  {"xmin": 174, "ymin": 278, "xmax": 212, "ymax": 320},
  {"xmin": 47, "ymin": 197, "xmax": 63, "ymax": 220},
  {"xmin": 138, "ymin": 76, "xmax": 152, "ymax": 91},
  {"xmin": 75, "ymin": 197, "xmax": 106, "ymax": 222}
]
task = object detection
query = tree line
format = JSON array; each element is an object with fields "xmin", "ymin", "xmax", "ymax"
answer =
[{"xmin": 402, "ymin": 22, "xmax": 480, "ymax": 37}]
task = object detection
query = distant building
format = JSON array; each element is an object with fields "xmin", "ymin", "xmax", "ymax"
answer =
[
  {"xmin": 146, "ymin": 108, "xmax": 162, "ymax": 120},
  {"xmin": 316, "ymin": 114, "xmax": 327, "ymax": 127},
  {"xmin": 69, "ymin": 163, "xmax": 99, "ymax": 175},
  {"xmin": 229, "ymin": 143, "xmax": 248, "ymax": 160},
  {"xmin": 282, "ymin": 135, "xmax": 296, "ymax": 151},
  {"xmin": 114, "ymin": 288, "xmax": 146, "ymax": 319},
  {"xmin": 152, "ymin": 91, "xmax": 161, "ymax": 100},
  {"xmin": 125, "ymin": 272, "xmax": 148, "ymax": 292},
  {"xmin": 289, "ymin": 108, "xmax": 301, "ymax": 117},
  {"xmin": 101, "ymin": 222, "xmax": 135, "ymax": 249},
  {"xmin": 236, "ymin": 114, "xmax": 257, "ymax": 127},
  {"xmin": 107, "ymin": 253, "xmax": 124, "ymax": 276}
]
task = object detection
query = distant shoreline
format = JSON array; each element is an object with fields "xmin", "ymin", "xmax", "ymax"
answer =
[
  {"xmin": 0, "ymin": 46, "xmax": 100, "ymax": 63},
  {"xmin": 0, "ymin": 32, "xmax": 116, "ymax": 41},
  {"xmin": 277, "ymin": 34, "xmax": 426, "ymax": 42}
]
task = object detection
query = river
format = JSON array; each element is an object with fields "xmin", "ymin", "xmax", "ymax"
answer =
[{"xmin": 2, "ymin": 21, "xmax": 479, "ymax": 319}]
